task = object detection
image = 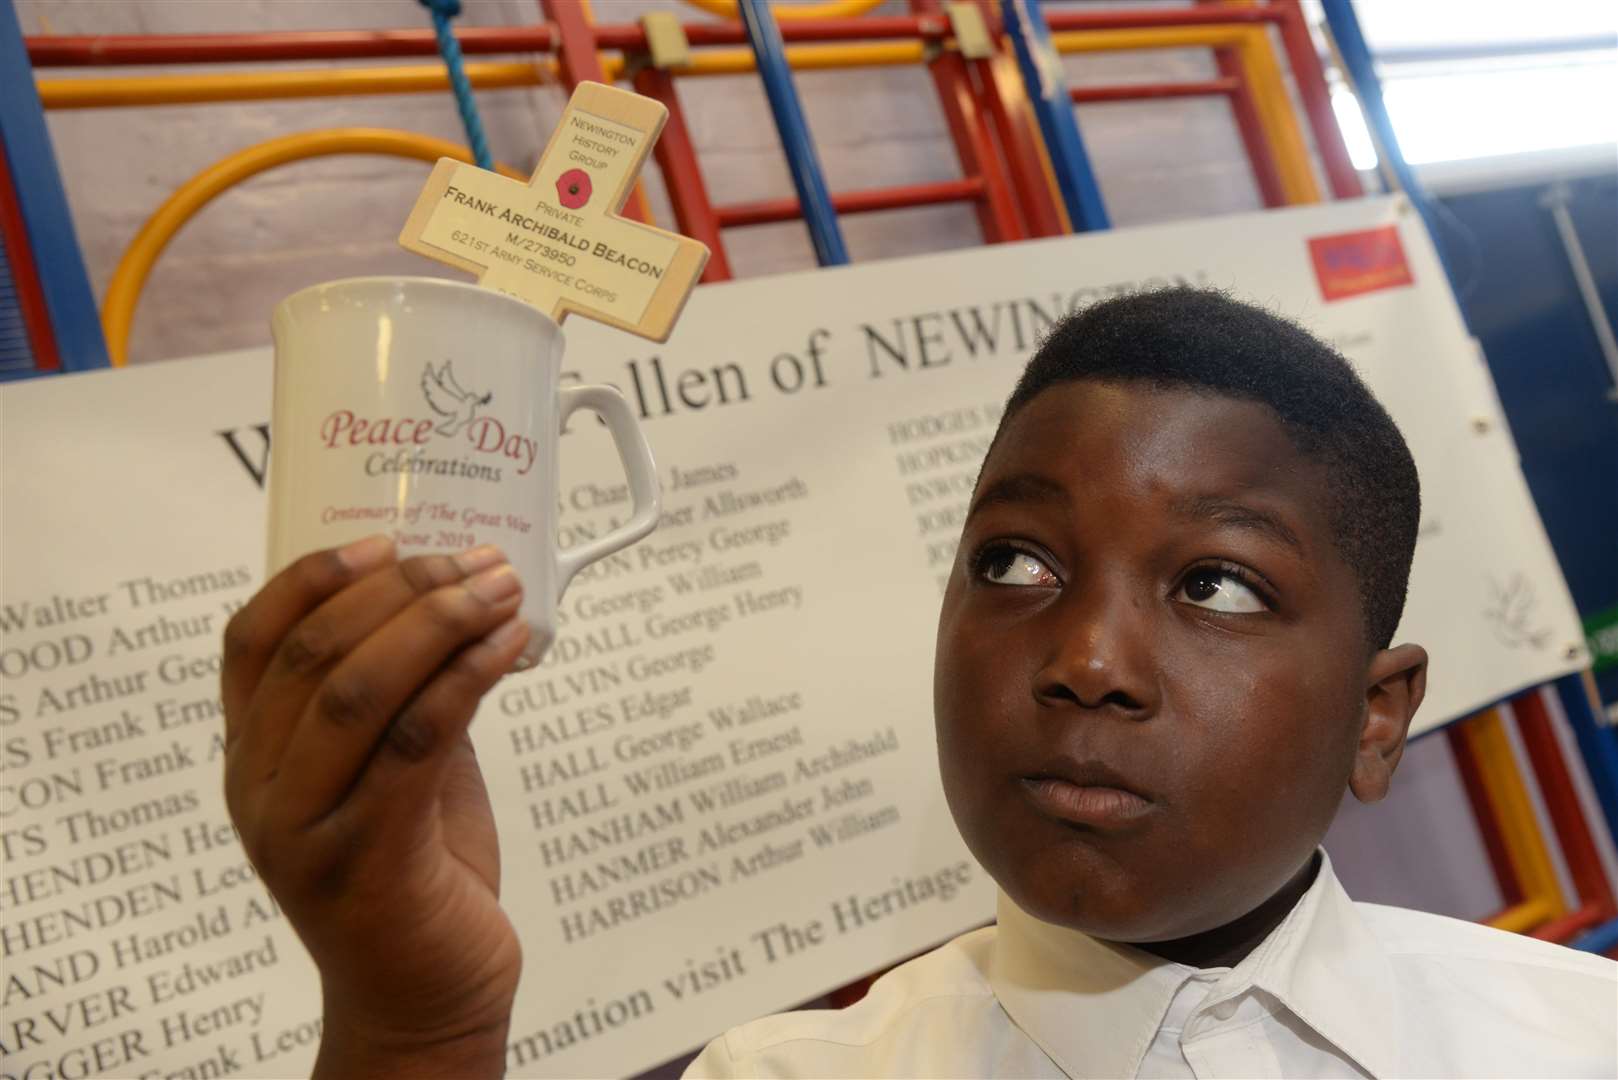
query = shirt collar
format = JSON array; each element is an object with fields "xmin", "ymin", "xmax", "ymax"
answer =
[
  {"xmin": 1237, "ymin": 851, "xmax": 1400, "ymax": 1079},
  {"xmin": 989, "ymin": 889, "xmax": 1191, "ymax": 1079},
  {"xmin": 988, "ymin": 851, "xmax": 1400, "ymax": 1080}
]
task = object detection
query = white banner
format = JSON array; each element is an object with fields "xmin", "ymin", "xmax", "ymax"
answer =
[{"xmin": 0, "ymin": 195, "xmax": 1586, "ymax": 1079}]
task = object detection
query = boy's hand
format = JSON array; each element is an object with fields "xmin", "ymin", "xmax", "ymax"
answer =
[{"xmin": 222, "ymin": 536, "xmax": 531, "ymax": 1080}]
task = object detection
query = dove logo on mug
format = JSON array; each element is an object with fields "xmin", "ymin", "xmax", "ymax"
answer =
[
  {"xmin": 268, "ymin": 276, "xmax": 662, "ymax": 666},
  {"xmin": 423, "ymin": 360, "xmax": 492, "ymax": 435},
  {"xmin": 424, "ymin": 361, "xmax": 540, "ymax": 474}
]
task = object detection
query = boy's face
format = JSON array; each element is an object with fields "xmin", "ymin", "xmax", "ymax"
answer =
[{"xmin": 935, "ymin": 379, "xmax": 1424, "ymax": 943}]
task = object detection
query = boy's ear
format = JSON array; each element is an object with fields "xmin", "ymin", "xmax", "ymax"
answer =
[{"xmin": 1349, "ymin": 643, "xmax": 1429, "ymax": 805}]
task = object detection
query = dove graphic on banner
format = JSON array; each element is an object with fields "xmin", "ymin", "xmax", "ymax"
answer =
[{"xmin": 421, "ymin": 360, "xmax": 492, "ymax": 436}]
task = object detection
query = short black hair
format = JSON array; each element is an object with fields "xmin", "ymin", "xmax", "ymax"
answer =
[{"xmin": 993, "ymin": 286, "xmax": 1419, "ymax": 650}]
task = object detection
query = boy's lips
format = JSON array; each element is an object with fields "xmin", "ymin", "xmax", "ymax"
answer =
[{"xmin": 1020, "ymin": 760, "xmax": 1154, "ymax": 827}]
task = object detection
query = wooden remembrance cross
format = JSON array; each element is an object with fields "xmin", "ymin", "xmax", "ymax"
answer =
[{"xmin": 401, "ymin": 82, "xmax": 709, "ymax": 341}]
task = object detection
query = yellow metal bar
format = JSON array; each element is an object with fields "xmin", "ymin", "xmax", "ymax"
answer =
[
  {"xmin": 1231, "ymin": 35, "xmax": 1320, "ymax": 203},
  {"xmin": 1051, "ymin": 27, "xmax": 1255, "ymax": 54},
  {"xmin": 41, "ymin": 61, "xmax": 557, "ymax": 109},
  {"xmin": 36, "ymin": 42, "xmax": 937, "ymax": 111},
  {"xmin": 671, "ymin": 41, "xmax": 926, "ymax": 76},
  {"xmin": 1486, "ymin": 897, "xmax": 1558, "ymax": 934},
  {"xmin": 1465, "ymin": 709, "xmax": 1569, "ymax": 927},
  {"xmin": 102, "ymin": 129, "xmax": 525, "ymax": 366},
  {"xmin": 1050, "ymin": 25, "xmax": 1321, "ymax": 204}
]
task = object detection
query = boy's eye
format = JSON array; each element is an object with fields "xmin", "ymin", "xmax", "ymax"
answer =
[
  {"xmin": 1175, "ymin": 568, "xmax": 1266, "ymax": 613},
  {"xmin": 977, "ymin": 544, "xmax": 1060, "ymax": 588}
]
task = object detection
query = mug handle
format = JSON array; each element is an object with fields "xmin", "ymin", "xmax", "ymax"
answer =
[{"xmin": 554, "ymin": 384, "xmax": 661, "ymax": 600}]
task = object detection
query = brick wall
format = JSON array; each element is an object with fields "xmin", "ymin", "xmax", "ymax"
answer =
[{"xmin": 20, "ymin": 0, "xmax": 1268, "ymax": 364}]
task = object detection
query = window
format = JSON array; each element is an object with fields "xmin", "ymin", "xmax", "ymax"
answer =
[{"xmin": 1313, "ymin": 1, "xmax": 1617, "ymax": 178}]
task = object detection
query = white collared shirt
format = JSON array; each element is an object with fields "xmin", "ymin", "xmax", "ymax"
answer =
[{"xmin": 684, "ymin": 854, "xmax": 1616, "ymax": 1078}]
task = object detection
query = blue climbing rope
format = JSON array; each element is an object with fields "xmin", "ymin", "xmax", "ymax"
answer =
[{"xmin": 418, "ymin": 0, "xmax": 493, "ymax": 171}]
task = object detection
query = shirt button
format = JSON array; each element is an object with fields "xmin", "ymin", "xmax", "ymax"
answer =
[{"xmin": 1210, "ymin": 1001, "xmax": 1238, "ymax": 1022}]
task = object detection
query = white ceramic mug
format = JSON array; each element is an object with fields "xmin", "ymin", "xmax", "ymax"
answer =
[{"xmin": 267, "ymin": 276, "xmax": 660, "ymax": 666}]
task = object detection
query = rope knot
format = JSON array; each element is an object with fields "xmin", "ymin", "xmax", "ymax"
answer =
[{"xmin": 418, "ymin": 0, "xmax": 463, "ymax": 18}]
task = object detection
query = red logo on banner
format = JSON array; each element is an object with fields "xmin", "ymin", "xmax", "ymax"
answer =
[{"xmin": 1307, "ymin": 225, "xmax": 1414, "ymax": 301}]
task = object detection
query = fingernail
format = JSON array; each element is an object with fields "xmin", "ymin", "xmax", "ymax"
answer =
[
  {"xmin": 337, "ymin": 534, "xmax": 393, "ymax": 572},
  {"xmin": 455, "ymin": 544, "xmax": 505, "ymax": 575},
  {"xmin": 485, "ymin": 617, "xmax": 529, "ymax": 650},
  {"xmin": 465, "ymin": 564, "xmax": 521, "ymax": 604}
]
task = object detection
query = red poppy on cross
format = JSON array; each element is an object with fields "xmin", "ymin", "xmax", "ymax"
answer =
[
  {"xmin": 400, "ymin": 82, "xmax": 708, "ymax": 342},
  {"xmin": 556, "ymin": 168, "xmax": 593, "ymax": 210}
]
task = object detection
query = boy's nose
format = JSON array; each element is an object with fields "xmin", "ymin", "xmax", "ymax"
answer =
[{"xmin": 1032, "ymin": 586, "xmax": 1156, "ymax": 717}]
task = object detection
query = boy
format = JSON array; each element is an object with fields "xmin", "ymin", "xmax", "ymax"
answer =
[{"xmin": 222, "ymin": 288, "xmax": 1616, "ymax": 1079}]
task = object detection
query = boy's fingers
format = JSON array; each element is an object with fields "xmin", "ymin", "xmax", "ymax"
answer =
[
  {"xmin": 221, "ymin": 535, "xmax": 395, "ymax": 739},
  {"xmin": 268, "ymin": 566, "xmax": 525, "ymax": 828},
  {"xmin": 340, "ymin": 618, "xmax": 531, "ymax": 850},
  {"xmin": 229, "ymin": 546, "xmax": 507, "ymax": 782}
]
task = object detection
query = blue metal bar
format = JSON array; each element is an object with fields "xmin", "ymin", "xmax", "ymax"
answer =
[
  {"xmin": 1570, "ymin": 913, "xmax": 1618, "ymax": 955},
  {"xmin": 736, "ymin": 0, "xmax": 848, "ymax": 266},
  {"xmin": 1556, "ymin": 672, "xmax": 1618, "ymax": 847},
  {"xmin": 1318, "ymin": 0, "xmax": 1462, "ymax": 305},
  {"xmin": 0, "ymin": 239, "xmax": 38, "ymax": 379},
  {"xmin": 998, "ymin": 0, "xmax": 1109, "ymax": 231},
  {"xmin": 0, "ymin": 1, "xmax": 108, "ymax": 373}
]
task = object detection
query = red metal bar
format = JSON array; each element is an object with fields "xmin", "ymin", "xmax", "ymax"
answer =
[
  {"xmin": 1512, "ymin": 689, "xmax": 1618, "ymax": 920},
  {"xmin": 910, "ymin": 0, "xmax": 1022, "ymax": 244},
  {"xmin": 26, "ymin": 27, "xmax": 557, "ymax": 66},
  {"xmin": 1044, "ymin": 7, "xmax": 1279, "ymax": 31},
  {"xmin": 1189, "ymin": 1, "xmax": 1286, "ymax": 208},
  {"xmin": 1269, "ymin": 0, "xmax": 1363, "ymax": 198},
  {"xmin": 26, "ymin": 7, "xmax": 1292, "ymax": 69},
  {"xmin": 1070, "ymin": 77, "xmax": 1238, "ymax": 103},
  {"xmin": 1530, "ymin": 903, "xmax": 1608, "ymax": 944},
  {"xmin": 593, "ymin": 16, "xmax": 953, "ymax": 50},
  {"xmin": 1217, "ymin": 50, "xmax": 1287, "ymax": 207},
  {"xmin": 1447, "ymin": 722, "xmax": 1526, "ymax": 907},
  {"xmin": 543, "ymin": 1, "xmax": 611, "ymax": 90},
  {"xmin": 0, "ymin": 141, "xmax": 62, "ymax": 372},
  {"xmin": 977, "ymin": 49, "xmax": 1066, "ymax": 237},
  {"xmin": 632, "ymin": 65, "xmax": 733, "ymax": 283},
  {"xmin": 540, "ymin": 0, "xmax": 651, "ymax": 225},
  {"xmin": 23, "ymin": 17, "xmax": 954, "ymax": 67},
  {"xmin": 717, "ymin": 178, "xmax": 984, "ymax": 228},
  {"xmin": 961, "ymin": 0, "xmax": 1063, "ymax": 236}
]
